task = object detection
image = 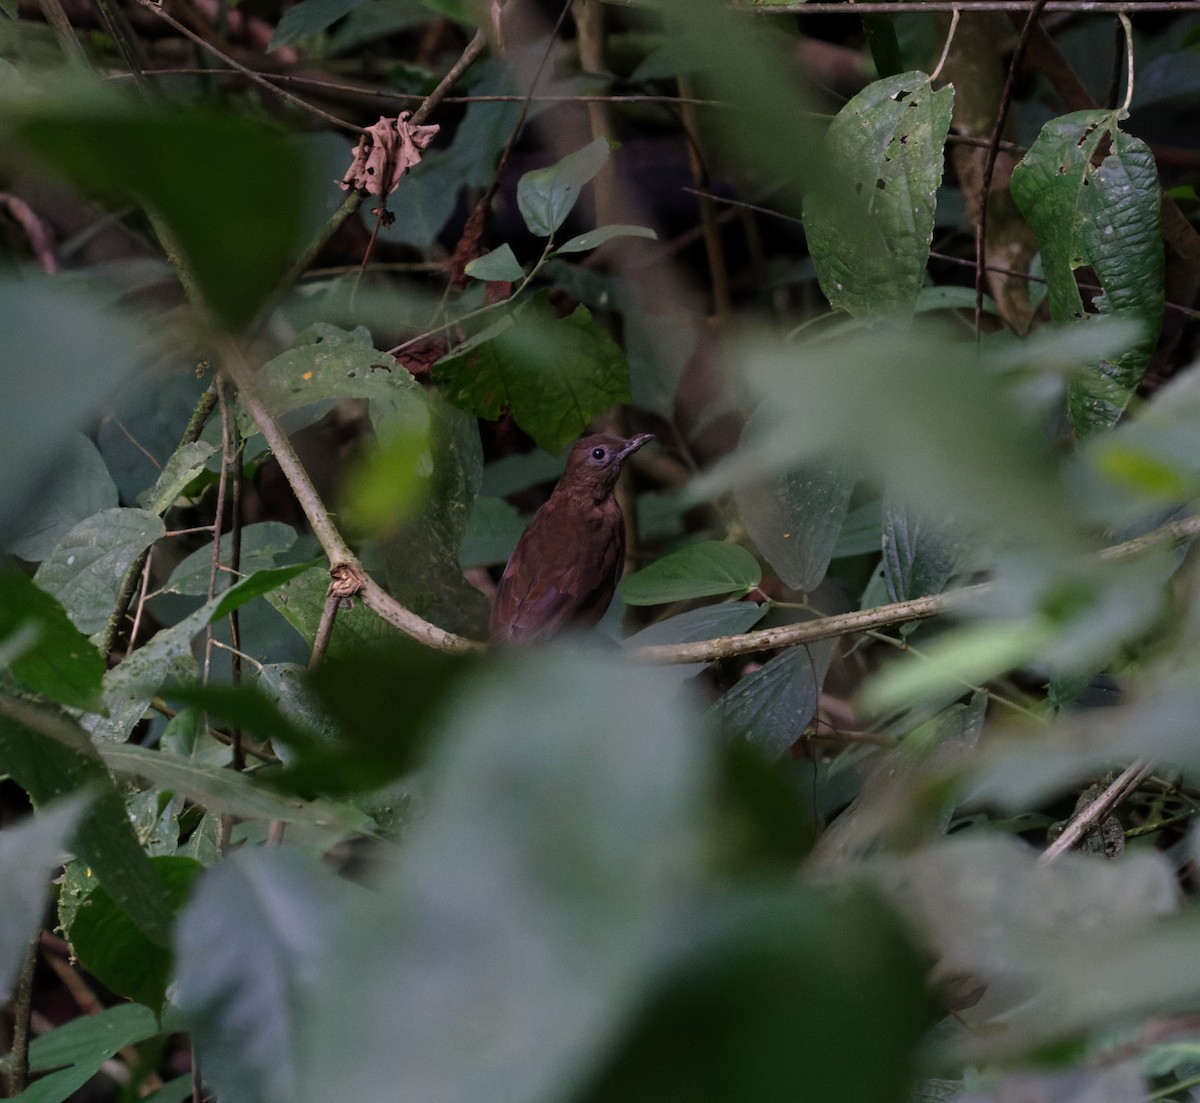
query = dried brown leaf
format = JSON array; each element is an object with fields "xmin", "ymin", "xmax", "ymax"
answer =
[{"xmin": 340, "ymin": 113, "xmax": 441, "ymax": 199}]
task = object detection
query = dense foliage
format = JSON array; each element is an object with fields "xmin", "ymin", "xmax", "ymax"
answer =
[{"xmin": 2, "ymin": 0, "xmax": 1200, "ymax": 1100}]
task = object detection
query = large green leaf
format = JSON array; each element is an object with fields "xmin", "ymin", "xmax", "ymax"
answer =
[
  {"xmin": 0, "ymin": 278, "xmax": 145, "ymax": 548},
  {"xmin": 4, "ymin": 434, "xmax": 118, "ymax": 563},
  {"xmin": 1010, "ymin": 111, "xmax": 1164, "ymax": 435},
  {"xmin": 734, "ymin": 444, "xmax": 854, "ymax": 593},
  {"xmin": 620, "ymin": 542, "xmax": 761, "ymax": 606},
  {"xmin": 12, "ymin": 87, "xmax": 309, "ymax": 331},
  {"xmin": 16, "ymin": 1003, "xmax": 160, "ymax": 1103},
  {"xmin": 0, "ymin": 708, "xmax": 173, "ymax": 946},
  {"xmin": 434, "ymin": 291, "xmax": 631, "ymax": 455},
  {"xmin": 61, "ymin": 856, "xmax": 202, "ymax": 1013},
  {"xmin": 173, "ymin": 848, "xmax": 354, "ymax": 1103},
  {"xmin": 0, "ymin": 799, "xmax": 85, "ymax": 1000},
  {"xmin": 713, "ymin": 642, "xmax": 835, "ymax": 760},
  {"xmin": 0, "ymin": 565, "xmax": 105, "ymax": 711},
  {"xmin": 881, "ymin": 492, "xmax": 959, "ymax": 603},
  {"xmin": 163, "ymin": 522, "xmax": 298, "ymax": 596},
  {"xmin": 33, "ymin": 508, "xmax": 165, "ymax": 635},
  {"xmin": 137, "ymin": 441, "xmax": 218, "ymax": 516},
  {"xmin": 803, "ymin": 72, "xmax": 954, "ymax": 319},
  {"xmin": 517, "ymin": 137, "xmax": 612, "ymax": 238},
  {"xmin": 299, "ymin": 650, "xmax": 711, "ymax": 1103}
]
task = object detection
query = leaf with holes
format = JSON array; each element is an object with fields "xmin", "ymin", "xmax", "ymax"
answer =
[
  {"xmin": 803, "ymin": 72, "xmax": 954, "ymax": 320},
  {"xmin": 433, "ymin": 291, "xmax": 630, "ymax": 455},
  {"xmin": 1011, "ymin": 111, "xmax": 1164, "ymax": 435}
]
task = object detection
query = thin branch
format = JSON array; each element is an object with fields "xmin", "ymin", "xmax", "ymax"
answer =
[
  {"xmin": 131, "ymin": 0, "xmax": 361, "ymax": 131},
  {"xmin": 3, "ymin": 935, "xmax": 40, "ymax": 1095},
  {"xmin": 1038, "ymin": 760, "xmax": 1154, "ymax": 864},
  {"xmin": 631, "ymin": 513, "xmax": 1200, "ymax": 665},
  {"xmin": 410, "ymin": 26, "xmax": 489, "ymax": 127},
  {"xmin": 930, "ymin": 7, "xmax": 960, "ymax": 85},
  {"xmin": 1118, "ymin": 12, "xmax": 1135, "ymax": 114},
  {"xmin": 219, "ymin": 343, "xmax": 483, "ymax": 654},
  {"xmin": 975, "ymin": 0, "xmax": 1050, "ymax": 334}
]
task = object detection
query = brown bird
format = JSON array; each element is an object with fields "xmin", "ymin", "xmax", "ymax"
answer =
[{"xmin": 490, "ymin": 432, "xmax": 653, "ymax": 644}]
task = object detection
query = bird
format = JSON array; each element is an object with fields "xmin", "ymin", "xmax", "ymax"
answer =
[{"xmin": 490, "ymin": 432, "xmax": 654, "ymax": 644}]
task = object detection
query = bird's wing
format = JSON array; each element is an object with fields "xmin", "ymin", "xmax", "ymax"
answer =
[{"xmin": 491, "ymin": 579, "xmax": 579, "ymax": 643}]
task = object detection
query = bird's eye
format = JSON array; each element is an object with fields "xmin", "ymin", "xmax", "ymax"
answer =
[{"xmin": 591, "ymin": 447, "xmax": 607, "ymax": 461}]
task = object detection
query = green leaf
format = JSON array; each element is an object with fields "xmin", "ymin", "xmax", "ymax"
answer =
[
  {"xmin": 269, "ymin": 0, "xmax": 369, "ymax": 49},
  {"xmin": 713, "ymin": 642, "xmax": 835, "ymax": 760},
  {"xmin": 620, "ymin": 542, "xmax": 761, "ymax": 606},
  {"xmin": 301, "ymin": 649, "xmax": 712, "ymax": 1103},
  {"xmin": 734, "ymin": 442, "xmax": 854, "ymax": 592},
  {"xmin": 98, "ymin": 744, "xmax": 372, "ymax": 840},
  {"xmin": 0, "ymin": 565, "xmax": 105, "ymax": 710},
  {"xmin": 14, "ymin": 88, "xmax": 309, "ymax": 331},
  {"xmin": 61, "ymin": 856, "xmax": 202, "ymax": 1012},
  {"xmin": 803, "ymin": 72, "xmax": 954, "ymax": 319},
  {"xmin": 554, "ymin": 224, "xmax": 658, "ymax": 255},
  {"xmin": 434, "ymin": 291, "xmax": 631, "ymax": 455},
  {"xmin": 517, "ymin": 136, "xmax": 613, "ymax": 237},
  {"xmin": 210, "ymin": 560, "xmax": 324, "ymax": 622},
  {"xmin": 249, "ymin": 324, "xmax": 421, "ymax": 437},
  {"xmin": 0, "ymin": 277, "xmax": 145, "ymax": 549},
  {"xmin": 4, "ymin": 434, "xmax": 118, "ymax": 562},
  {"xmin": 173, "ymin": 848, "xmax": 351, "ymax": 1103},
  {"xmin": 1010, "ymin": 111, "xmax": 1164, "ymax": 435},
  {"xmin": 137, "ymin": 440, "xmax": 218, "ymax": 515},
  {"xmin": 578, "ymin": 886, "xmax": 932, "ymax": 1103},
  {"xmin": 881, "ymin": 492, "xmax": 959, "ymax": 602},
  {"xmin": 0, "ymin": 799, "xmax": 86, "ymax": 1000},
  {"xmin": 163, "ymin": 522, "xmax": 297, "ymax": 596},
  {"xmin": 0, "ymin": 707, "xmax": 174, "ymax": 947},
  {"xmin": 464, "ymin": 244, "xmax": 525, "ymax": 282},
  {"xmin": 33, "ymin": 508, "xmax": 165, "ymax": 635},
  {"xmin": 16, "ymin": 1003, "xmax": 160, "ymax": 1103}
]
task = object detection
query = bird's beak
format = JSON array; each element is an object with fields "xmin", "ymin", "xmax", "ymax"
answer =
[{"xmin": 617, "ymin": 433, "xmax": 654, "ymax": 460}]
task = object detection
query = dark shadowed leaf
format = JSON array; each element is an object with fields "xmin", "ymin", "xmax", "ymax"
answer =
[
  {"xmin": 164, "ymin": 522, "xmax": 297, "ymax": 596},
  {"xmin": 137, "ymin": 441, "xmax": 218, "ymax": 516},
  {"xmin": 713, "ymin": 641, "xmax": 836, "ymax": 760},
  {"xmin": 620, "ymin": 542, "xmax": 761, "ymax": 605},
  {"xmin": 881, "ymin": 492, "xmax": 960, "ymax": 603},
  {"xmin": 459, "ymin": 496, "xmax": 526, "ymax": 569},
  {"xmin": 269, "ymin": 0, "xmax": 370, "ymax": 49},
  {"xmin": 577, "ymin": 887, "xmax": 933, "ymax": 1103},
  {"xmin": 0, "ymin": 565, "xmax": 105, "ymax": 711}
]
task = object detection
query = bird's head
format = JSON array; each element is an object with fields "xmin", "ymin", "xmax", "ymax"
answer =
[{"xmin": 563, "ymin": 432, "xmax": 653, "ymax": 498}]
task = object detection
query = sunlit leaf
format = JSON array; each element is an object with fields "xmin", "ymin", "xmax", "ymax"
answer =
[
  {"xmin": 554, "ymin": 224, "xmax": 657, "ymax": 255},
  {"xmin": 464, "ymin": 245, "xmax": 524, "ymax": 282}
]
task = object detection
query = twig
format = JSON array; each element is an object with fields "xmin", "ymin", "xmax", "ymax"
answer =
[
  {"xmin": 219, "ymin": 343, "xmax": 483, "ymax": 654},
  {"xmin": 930, "ymin": 7, "xmax": 960, "ymax": 85},
  {"xmin": 679, "ymin": 75, "xmax": 731, "ymax": 323},
  {"xmin": 36, "ymin": 0, "xmax": 88, "ymax": 65},
  {"xmin": 1038, "ymin": 760, "xmax": 1154, "ymax": 864},
  {"xmin": 1118, "ymin": 13, "xmax": 1135, "ymax": 114},
  {"xmin": 132, "ymin": 0, "xmax": 361, "ymax": 131},
  {"xmin": 975, "ymin": 0, "xmax": 1050, "ymax": 335},
  {"xmin": 309, "ymin": 589, "xmax": 343, "ymax": 670},
  {"xmin": 631, "ymin": 513, "xmax": 1200, "ymax": 665},
  {"xmin": 3, "ymin": 935, "xmax": 39, "ymax": 1095}
]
